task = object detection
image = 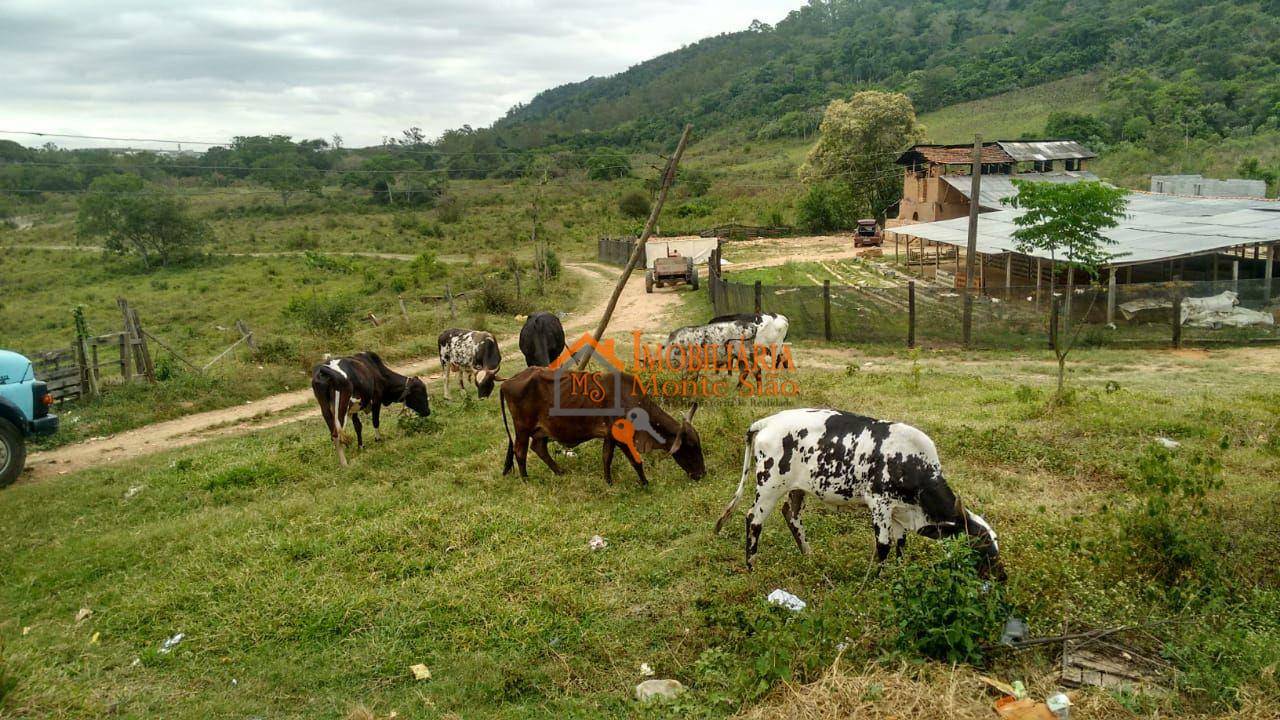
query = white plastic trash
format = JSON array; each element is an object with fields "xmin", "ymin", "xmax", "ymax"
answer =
[
  {"xmin": 1047, "ymin": 692, "xmax": 1071, "ymax": 719},
  {"xmin": 588, "ymin": 535, "xmax": 608, "ymax": 551},
  {"xmin": 766, "ymin": 589, "xmax": 806, "ymax": 611},
  {"xmin": 1156, "ymin": 437, "xmax": 1180, "ymax": 449},
  {"xmin": 158, "ymin": 633, "xmax": 184, "ymax": 654}
]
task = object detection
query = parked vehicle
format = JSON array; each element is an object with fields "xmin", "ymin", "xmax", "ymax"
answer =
[
  {"xmin": 854, "ymin": 218, "xmax": 883, "ymax": 247},
  {"xmin": 645, "ymin": 247, "xmax": 699, "ymax": 293},
  {"xmin": 0, "ymin": 350, "xmax": 58, "ymax": 487}
]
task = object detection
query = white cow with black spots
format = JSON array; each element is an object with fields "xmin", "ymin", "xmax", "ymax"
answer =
[
  {"xmin": 438, "ymin": 329, "xmax": 502, "ymax": 399},
  {"xmin": 666, "ymin": 312, "xmax": 790, "ymax": 384},
  {"xmin": 714, "ymin": 408, "xmax": 1005, "ymax": 579}
]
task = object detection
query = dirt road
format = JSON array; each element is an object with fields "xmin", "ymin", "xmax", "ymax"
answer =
[{"xmin": 23, "ymin": 261, "xmax": 685, "ymax": 482}]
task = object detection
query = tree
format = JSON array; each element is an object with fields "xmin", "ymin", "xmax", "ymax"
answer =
[
  {"xmin": 1002, "ymin": 180, "xmax": 1128, "ymax": 395},
  {"xmin": 1044, "ymin": 112, "xmax": 1111, "ymax": 148},
  {"xmin": 587, "ymin": 148, "xmax": 631, "ymax": 180},
  {"xmin": 618, "ymin": 190, "xmax": 650, "ymax": 219},
  {"xmin": 76, "ymin": 175, "xmax": 210, "ymax": 269},
  {"xmin": 341, "ymin": 154, "xmax": 440, "ymax": 206},
  {"xmin": 252, "ymin": 153, "xmax": 321, "ymax": 207},
  {"xmin": 799, "ymin": 91, "xmax": 924, "ymax": 225}
]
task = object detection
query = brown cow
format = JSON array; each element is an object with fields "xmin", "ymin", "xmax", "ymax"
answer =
[
  {"xmin": 311, "ymin": 352, "xmax": 431, "ymax": 466},
  {"xmin": 498, "ymin": 366, "xmax": 706, "ymax": 485}
]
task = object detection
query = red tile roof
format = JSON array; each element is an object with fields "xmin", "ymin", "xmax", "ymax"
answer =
[{"xmin": 900, "ymin": 144, "xmax": 1014, "ymax": 165}]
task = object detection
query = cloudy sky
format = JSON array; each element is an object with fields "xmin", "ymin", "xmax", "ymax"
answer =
[{"xmin": 1, "ymin": 0, "xmax": 797, "ymax": 150}]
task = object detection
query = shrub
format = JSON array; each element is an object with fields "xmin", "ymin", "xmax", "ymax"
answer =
[
  {"xmin": 888, "ymin": 540, "xmax": 1007, "ymax": 664},
  {"xmin": 285, "ymin": 228, "xmax": 318, "ymax": 250},
  {"xmin": 254, "ymin": 338, "xmax": 297, "ymax": 364},
  {"xmin": 303, "ymin": 251, "xmax": 354, "ymax": 274},
  {"xmin": 409, "ymin": 252, "xmax": 447, "ymax": 281},
  {"xmin": 473, "ymin": 281, "xmax": 528, "ymax": 316},
  {"xmin": 542, "ymin": 247, "xmax": 561, "ymax": 278},
  {"xmin": 796, "ymin": 181, "xmax": 857, "ymax": 232},
  {"xmin": 618, "ymin": 191, "xmax": 651, "ymax": 219},
  {"xmin": 678, "ymin": 167, "xmax": 713, "ymax": 196},
  {"xmin": 675, "ymin": 199, "xmax": 714, "ymax": 217},
  {"xmin": 283, "ymin": 294, "xmax": 357, "ymax": 336},
  {"xmin": 436, "ymin": 195, "xmax": 464, "ymax": 223}
]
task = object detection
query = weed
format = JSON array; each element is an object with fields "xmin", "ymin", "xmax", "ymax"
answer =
[{"xmin": 888, "ymin": 540, "xmax": 1007, "ymax": 664}]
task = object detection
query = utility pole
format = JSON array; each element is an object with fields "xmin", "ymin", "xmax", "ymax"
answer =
[
  {"xmin": 961, "ymin": 134, "xmax": 983, "ymax": 346},
  {"xmin": 577, "ymin": 124, "xmax": 692, "ymax": 369}
]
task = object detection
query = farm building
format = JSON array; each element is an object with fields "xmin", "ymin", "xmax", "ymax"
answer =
[
  {"xmin": 885, "ymin": 141, "xmax": 1280, "ymax": 313},
  {"xmin": 1150, "ymin": 174, "xmax": 1267, "ymax": 199}
]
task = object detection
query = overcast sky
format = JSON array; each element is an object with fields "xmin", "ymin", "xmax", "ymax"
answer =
[{"xmin": 1, "ymin": 0, "xmax": 797, "ymax": 150}]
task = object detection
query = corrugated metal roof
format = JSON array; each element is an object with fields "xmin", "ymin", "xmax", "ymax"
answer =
[
  {"xmin": 942, "ymin": 171, "xmax": 1099, "ymax": 210},
  {"xmin": 892, "ymin": 193, "xmax": 1280, "ymax": 266},
  {"xmin": 994, "ymin": 140, "xmax": 1097, "ymax": 161}
]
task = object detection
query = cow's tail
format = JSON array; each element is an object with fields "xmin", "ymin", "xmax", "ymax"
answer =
[
  {"xmin": 714, "ymin": 427, "xmax": 757, "ymax": 535},
  {"xmin": 500, "ymin": 385, "xmax": 515, "ymax": 475}
]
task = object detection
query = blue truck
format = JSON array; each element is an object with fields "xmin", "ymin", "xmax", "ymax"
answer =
[{"xmin": 0, "ymin": 350, "xmax": 59, "ymax": 487}]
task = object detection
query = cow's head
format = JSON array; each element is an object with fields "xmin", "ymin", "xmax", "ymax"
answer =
[
  {"xmin": 666, "ymin": 403, "xmax": 706, "ymax": 480},
  {"xmin": 403, "ymin": 377, "xmax": 431, "ymax": 416},
  {"xmin": 474, "ymin": 336, "xmax": 502, "ymax": 398},
  {"xmin": 919, "ymin": 509, "xmax": 1006, "ymax": 581}
]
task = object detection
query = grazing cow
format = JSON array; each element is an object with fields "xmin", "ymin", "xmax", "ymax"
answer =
[
  {"xmin": 438, "ymin": 329, "xmax": 502, "ymax": 399},
  {"xmin": 310, "ymin": 352, "xmax": 431, "ymax": 466},
  {"xmin": 667, "ymin": 312, "xmax": 790, "ymax": 383},
  {"xmin": 714, "ymin": 409, "xmax": 1005, "ymax": 579},
  {"xmin": 498, "ymin": 366, "xmax": 705, "ymax": 485},
  {"xmin": 518, "ymin": 312, "xmax": 567, "ymax": 368}
]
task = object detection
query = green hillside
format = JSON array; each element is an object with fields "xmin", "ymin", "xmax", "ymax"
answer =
[{"xmin": 918, "ymin": 75, "xmax": 1104, "ymax": 144}]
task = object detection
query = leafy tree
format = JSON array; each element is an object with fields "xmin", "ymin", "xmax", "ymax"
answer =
[
  {"xmin": 795, "ymin": 181, "xmax": 856, "ymax": 232},
  {"xmin": 799, "ymin": 91, "xmax": 924, "ymax": 224},
  {"xmin": 1002, "ymin": 180, "xmax": 1128, "ymax": 395},
  {"xmin": 587, "ymin": 148, "xmax": 631, "ymax": 181},
  {"xmin": 252, "ymin": 153, "xmax": 321, "ymax": 207},
  {"xmin": 618, "ymin": 190, "xmax": 650, "ymax": 219},
  {"xmin": 1044, "ymin": 111, "xmax": 1111, "ymax": 147},
  {"xmin": 76, "ymin": 175, "xmax": 210, "ymax": 269},
  {"xmin": 342, "ymin": 154, "xmax": 441, "ymax": 206}
]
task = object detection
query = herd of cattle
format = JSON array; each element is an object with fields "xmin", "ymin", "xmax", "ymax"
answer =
[{"xmin": 308, "ymin": 310, "xmax": 1003, "ymax": 577}]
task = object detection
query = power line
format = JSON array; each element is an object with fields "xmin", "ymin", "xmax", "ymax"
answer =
[{"xmin": 0, "ymin": 129, "xmax": 229, "ymax": 146}]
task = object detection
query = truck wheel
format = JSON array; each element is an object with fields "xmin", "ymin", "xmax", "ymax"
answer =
[
  {"xmin": 690, "ymin": 270, "xmax": 700, "ymax": 290},
  {"xmin": 0, "ymin": 419, "xmax": 25, "ymax": 488},
  {"xmin": 645, "ymin": 271, "xmax": 654, "ymax": 294}
]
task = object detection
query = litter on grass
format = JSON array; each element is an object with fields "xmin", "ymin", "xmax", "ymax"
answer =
[
  {"xmin": 410, "ymin": 663, "xmax": 432, "ymax": 680},
  {"xmin": 588, "ymin": 535, "xmax": 608, "ymax": 551},
  {"xmin": 1155, "ymin": 437, "xmax": 1180, "ymax": 449},
  {"xmin": 75, "ymin": 607, "xmax": 93, "ymax": 623},
  {"xmin": 635, "ymin": 679, "xmax": 684, "ymax": 703},
  {"xmin": 639, "ymin": 663, "xmax": 654, "ymax": 677},
  {"xmin": 159, "ymin": 633, "xmax": 184, "ymax": 653},
  {"xmin": 766, "ymin": 589, "xmax": 806, "ymax": 612}
]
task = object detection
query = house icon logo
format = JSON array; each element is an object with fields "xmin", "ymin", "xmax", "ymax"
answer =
[{"xmin": 548, "ymin": 333, "xmax": 625, "ymax": 417}]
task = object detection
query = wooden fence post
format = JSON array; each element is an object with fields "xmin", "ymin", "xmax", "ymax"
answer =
[
  {"xmin": 1106, "ymin": 268, "xmax": 1117, "ymax": 325},
  {"xmin": 823, "ymin": 280, "xmax": 832, "ymax": 341},
  {"xmin": 1265, "ymin": 242, "xmax": 1275, "ymax": 302},
  {"xmin": 446, "ymin": 281, "xmax": 456, "ymax": 319},
  {"xmin": 398, "ymin": 295, "xmax": 409, "ymax": 321},
  {"xmin": 235, "ymin": 320, "xmax": 257, "ymax": 352},
  {"xmin": 754, "ymin": 280, "xmax": 762, "ymax": 314},
  {"xmin": 908, "ymin": 281, "xmax": 916, "ymax": 348},
  {"xmin": 1172, "ymin": 295, "xmax": 1183, "ymax": 349}
]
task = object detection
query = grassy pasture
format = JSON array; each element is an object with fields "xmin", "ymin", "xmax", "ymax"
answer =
[
  {"xmin": 1, "ymin": 344, "xmax": 1277, "ymax": 718},
  {"xmin": 1, "ymin": 246, "xmax": 583, "ymax": 447}
]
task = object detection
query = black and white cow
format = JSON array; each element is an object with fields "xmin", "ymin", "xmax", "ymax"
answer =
[
  {"xmin": 310, "ymin": 352, "xmax": 431, "ymax": 466},
  {"xmin": 438, "ymin": 328, "xmax": 502, "ymax": 399},
  {"xmin": 666, "ymin": 312, "xmax": 790, "ymax": 382},
  {"xmin": 714, "ymin": 409, "xmax": 1005, "ymax": 579},
  {"xmin": 518, "ymin": 312, "xmax": 567, "ymax": 368}
]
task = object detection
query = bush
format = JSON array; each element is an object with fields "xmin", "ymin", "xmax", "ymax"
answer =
[
  {"xmin": 678, "ymin": 167, "xmax": 713, "ymax": 196},
  {"xmin": 675, "ymin": 199, "xmax": 714, "ymax": 217},
  {"xmin": 284, "ymin": 228, "xmax": 318, "ymax": 250},
  {"xmin": 283, "ymin": 294, "xmax": 357, "ymax": 336},
  {"xmin": 796, "ymin": 181, "xmax": 858, "ymax": 232},
  {"xmin": 618, "ymin": 191, "xmax": 651, "ymax": 219},
  {"xmin": 888, "ymin": 540, "xmax": 1007, "ymax": 664},
  {"xmin": 473, "ymin": 281, "xmax": 528, "ymax": 316},
  {"xmin": 409, "ymin": 252, "xmax": 447, "ymax": 281},
  {"xmin": 436, "ymin": 195, "xmax": 464, "ymax": 223}
]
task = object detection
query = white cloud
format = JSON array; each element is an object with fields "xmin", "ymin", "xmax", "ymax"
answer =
[{"xmin": 0, "ymin": 0, "xmax": 796, "ymax": 149}]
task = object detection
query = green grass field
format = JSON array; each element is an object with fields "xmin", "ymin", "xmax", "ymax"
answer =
[{"xmin": 2, "ymin": 343, "xmax": 1277, "ymax": 718}]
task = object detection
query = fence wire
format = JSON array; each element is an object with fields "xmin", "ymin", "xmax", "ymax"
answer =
[{"xmin": 710, "ymin": 272, "xmax": 1279, "ymax": 349}]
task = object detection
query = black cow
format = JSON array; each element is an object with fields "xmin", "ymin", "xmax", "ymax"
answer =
[
  {"xmin": 438, "ymin": 329, "xmax": 502, "ymax": 399},
  {"xmin": 519, "ymin": 312, "xmax": 567, "ymax": 368},
  {"xmin": 311, "ymin": 352, "xmax": 430, "ymax": 466}
]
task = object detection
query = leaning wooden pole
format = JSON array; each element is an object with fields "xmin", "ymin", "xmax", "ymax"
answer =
[{"xmin": 577, "ymin": 124, "xmax": 692, "ymax": 368}]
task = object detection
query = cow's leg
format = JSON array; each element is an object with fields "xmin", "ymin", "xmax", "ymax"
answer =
[
  {"xmin": 312, "ymin": 378, "xmax": 344, "ymax": 468},
  {"xmin": 622, "ymin": 445, "xmax": 649, "ymax": 487},
  {"xmin": 442, "ymin": 363, "xmax": 452, "ymax": 400},
  {"xmin": 780, "ymin": 489, "xmax": 812, "ymax": 555},
  {"xmin": 744, "ymin": 483, "xmax": 785, "ymax": 571},
  {"xmin": 334, "ymin": 389, "xmax": 352, "ymax": 467},
  {"xmin": 531, "ymin": 433, "xmax": 564, "ymax": 475},
  {"xmin": 512, "ymin": 429, "xmax": 531, "ymax": 478},
  {"xmin": 458, "ymin": 365, "xmax": 467, "ymax": 392},
  {"xmin": 601, "ymin": 435, "xmax": 616, "ymax": 485},
  {"xmin": 350, "ymin": 412, "xmax": 364, "ymax": 449},
  {"xmin": 371, "ymin": 404, "xmax": 383, "ymax": 441}
]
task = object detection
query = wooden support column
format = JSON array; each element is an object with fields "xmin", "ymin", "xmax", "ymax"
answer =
[
  {"xmin": 1266, "ymin": 242, "xmax": 1275, "ymax": 302},
  {"xmin": 1107, "ymin": 267, "xmax": 1117, "ymax": 325},
  {"xmin": 1232, "ymin": 259, "xmax": 1240, "ymax": 294},
  {"xmin": 823, "ymin": 280, "xmax": 832, "ymax": 342},
  {"xmin": 1035, "ymin": 257, "xmax": 1042, "ymax": 309},
  {"xmin": 907, "ymin": 281, "xmax": 916, "ymax": 348},
  {"xmin": 754, "ymin": 280, "xmax": 762, "ymax": 314},
  {"xmin": 1005, "ymin": 252, "xmax": 1013, "ymax": 299}
]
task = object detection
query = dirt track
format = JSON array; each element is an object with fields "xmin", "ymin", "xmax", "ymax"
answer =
[{"xmin": 23, "ymin": 261, "xmax": 686, "ymax": 482}]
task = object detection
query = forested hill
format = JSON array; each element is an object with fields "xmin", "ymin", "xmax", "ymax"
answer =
[{"xmin": 491, "ymin": 0, "xmax": 1280, "ymax": 149}]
